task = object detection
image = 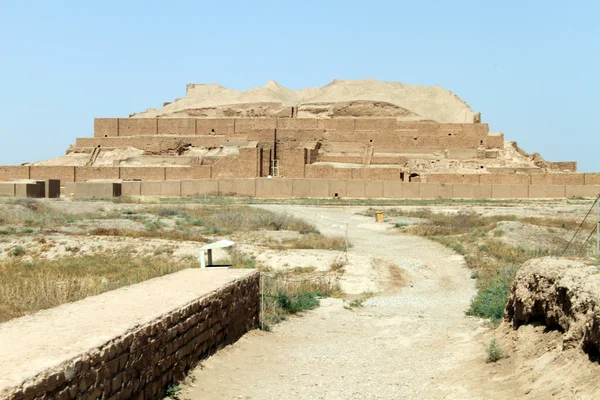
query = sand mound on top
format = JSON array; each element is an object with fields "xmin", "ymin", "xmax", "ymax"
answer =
[{"xmin": 132, "ymin": 79, "xmax": 478, "ymax": 123}]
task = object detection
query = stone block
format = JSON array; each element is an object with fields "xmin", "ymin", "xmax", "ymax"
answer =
[
  {"xmin": 452, "ymin": 184, "xmax": 475, "ymax": 199},
  {"xmin": 255, "ymin": 179, "xmax": 274, "ymax": 198},
  {"xmin": 198, "ymin": 180, "xmax": 219, "ymax": 196},
  {"xmin": 292, "ymin": 179, "xmax": 310, "ymax": 198},
  {"xmin": 474, "ymin": 184, "xmax": 492, "ymax": 199},
  {"xmin": 566, "ymin": 185, "xmax": 600, "ymax": 198},
  {"xmin": 0, "ymin": 183, "xmax": 16, "ymax": 197},
  {"xmin": 73, "ymin": 182, "xmax": 122, "ymax": 198},
  {"xmin": 309, "ymin": 180, "xmax": 329, "ymax": 198},
  {"xmin": 382, "ymin": 181, "xmax": 402, "ymax": 198},
  {"xmin": 235, "ymin": 179, "xmax": 256, "ymax": 197},
  {"xmin": 181, "ymin": 180, "xmax": 200, "ymax": 197},
  {"xmin": 528, "ymin": 185, "xmax": 566, "ymax": 198},
  {"xmin": 218, "ymin": 179, "xmax": 236, "ymax": 196},
  {"xmin": 346, "ymin": 180, "xmax": 366, "ymax": 198},
  {"xmin": 439, "ymin": 183, "xmax": 453, "ymax": 199},
  {"xmin": 419, "ymin": 183, "xmax": 440, "ymax": 199},
  {"xmin": 365, "ymin": 180, "xmax": 383, "ymax": 198},
  {"xmin": 492, "ymin": 184, "xmax": 528, "ymax": 199},
  {"xmin": 140, "ymin": 181, "xmax": 179, "ymax": 196},
  {"xmin": 328, "ymin": 180, "xmax": 347, "ymax": 198},
  {"xmin": 122, "ymin": 181, "xmax": 141, "ymax": 196},
  {"xmin": 273, "ymin": 179, "xmax": 293, "ymax": 198}
]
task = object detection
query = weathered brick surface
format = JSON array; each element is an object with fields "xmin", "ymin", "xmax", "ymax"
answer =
[
  {"xmin": 75, "ymin": 167, "xmax": 120, "ymax": 182},
  {"xmin": 0, "ymin": 271, "xmax": 260, "ymax": 400},
  {"xmin": 0, "ymin": 166, "xmax": 30, "ymax": 180},
  {"xmin": 94, "ymin": 118, "xmax": 119, "ymax": 138},
  {"xmin": 30, "ymin": 166, "xmax": 75, "ymax": 183}
]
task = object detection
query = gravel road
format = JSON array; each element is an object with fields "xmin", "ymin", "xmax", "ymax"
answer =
[{"xmin": 182, "ymin": 206, "xmax": 521, "ymax": 399}]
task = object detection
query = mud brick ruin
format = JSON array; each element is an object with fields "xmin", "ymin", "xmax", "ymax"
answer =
[{"xmin": 1, "ymin": 80, "xmax": 598, "ymax": 198}]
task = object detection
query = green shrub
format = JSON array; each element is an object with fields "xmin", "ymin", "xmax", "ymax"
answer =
[
  {"xmin": 467, "ymin": 265, "xmax": 518, "ymax": 322},
  {"xmin": 276, "ymin": 291, "xmax": 320, "ymax": 314},
  {"xmin": 145, "ymin": 220, "xmax": 166, "ymax": 231},
  {"xmin": 10, "ymin": 246, "xmax": 26, "ymax": 257},
  {"xmin": 165, "ymin": 384, "xmax": 182, "ymax": 400},
  {"xmin": 486, "ymin": 338, "xmax": 505, "ymax": 363},
  {"xmin": 154, "ymin": 208, "xmax": 181, "ymax": 217}
]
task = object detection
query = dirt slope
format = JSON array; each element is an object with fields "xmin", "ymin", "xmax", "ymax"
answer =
[{"xmin": 132, "ymin": 79, "xmax": 478, "ymax": 123}]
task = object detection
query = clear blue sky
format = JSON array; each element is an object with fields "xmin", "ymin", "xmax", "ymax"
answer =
[{"xmin": 0, "ymin": 1, "xmax": 598, "ymax": 171}]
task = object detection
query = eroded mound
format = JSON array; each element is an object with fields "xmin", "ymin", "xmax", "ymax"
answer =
[
  {"xmin": 132, "ymin": 79, "xmax": 478, "ymax": 123},
  {"xmin": 505, "ymin": 257, "xmax": 600, "ymax": 355}
]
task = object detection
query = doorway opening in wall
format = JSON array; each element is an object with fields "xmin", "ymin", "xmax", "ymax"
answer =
[
  {"xmin": 369, "ymin": 139, "xmax": 373, "ymax": 143},
  {"xmin": 448, "ymin": 133, "xmax": 452, "ymax": 136},
  {"xmin": 409, "ymin": 173, "xmax": 420, "ymax": 183},
  {"xmin": 400, "ymin": 172, "xmax": 405, "ymax": 182},
  {"xmin": 104, "ymin": 135, "xmax": 107, "ymax": 137},
  {"xmin": 97, "ymin": 145, "xmax": 101, "ymax": 148},
  {"xmin": 480, "ymin": 140, "xmax": 483, "ymax": 145}
]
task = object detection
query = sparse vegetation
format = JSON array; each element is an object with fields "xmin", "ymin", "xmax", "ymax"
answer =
[
  {"xmin": 377, "ymin": 207, "xmax": 594, "ymax": 322},
  {"xmin": 486, "ymin": 338, "xmax": 506, "ymax": 363},
  {"xmin": 10, "ymin": 246, "xmax": 26, "ymax": 257},
  {"xmin": 164, "ymin": 384, "xmax": 183, "ymax": 400},
  {"xmin": 0, "ymin": 251, "xmax": 197, "ymax": 323},
  {"xmin": 261, "ymin": 271, "xmax": 341, "ymax": 328},
  {"xmin": 276, "ymin": 233, "xmax": 347, "ymax": 251},
  {"xmin": 329, "ymin": 257, "xmax": 347, "ymax": 272}
]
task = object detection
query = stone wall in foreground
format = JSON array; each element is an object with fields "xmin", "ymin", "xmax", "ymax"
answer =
[{"xmin": 0, "ymin": 270, "xmax": 260, "ymax": 400}]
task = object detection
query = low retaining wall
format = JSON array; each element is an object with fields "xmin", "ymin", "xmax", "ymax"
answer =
[
  {"xmin": 67, "ymin": 179, "xmax": 600, "ymax": 199},
  {"xmin": 0, "ymin": 269, "xmax": 260, "ymax": 400}
]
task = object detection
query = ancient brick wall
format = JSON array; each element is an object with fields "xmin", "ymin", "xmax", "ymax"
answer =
[
  {"xmin": 0, "ymin": 270, "xmax": 260, "ymax": 400},
  {"xmin": 30, "ymin": 166, "xmax": 76, "ymax": 183},
  {"xmin": 75, "ymin": 167, "xmax": 120, "ymax": 182},
  {"xmin": 0, "ymin": 166, "xmax": 30, "ymax": 180},
  {"xmin": 277, "ymin": 148, "xmax": 306, "ymax": 178},
  {"xmin": 211, "ymin": 148, "xmax": 259, "ymax": 179}
]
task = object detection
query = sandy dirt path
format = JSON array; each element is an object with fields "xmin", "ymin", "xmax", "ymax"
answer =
[{"xmin": 182, "ymin": 206, "xmax": 520, "ymax": 399}]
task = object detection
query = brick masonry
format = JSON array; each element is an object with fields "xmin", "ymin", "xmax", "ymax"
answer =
[
  {"xmin": 0, "ymin": 269, "xmax": 260, "ymax": 400},
  {"xmin": 61, "ymin": 178, "xmax": 600, "ymax": 199}
]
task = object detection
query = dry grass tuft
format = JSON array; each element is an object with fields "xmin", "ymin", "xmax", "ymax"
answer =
[
  {"xmin": 277, "ymin": 233, "xmax": 347, "ymax": 251},
  {"xmin": 0, "ymin": 251, "xmax": 197, "ymax": 323},
  {"xmin": 91, "ymin": 227, "xmax": 208, "ymax": 243}
]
